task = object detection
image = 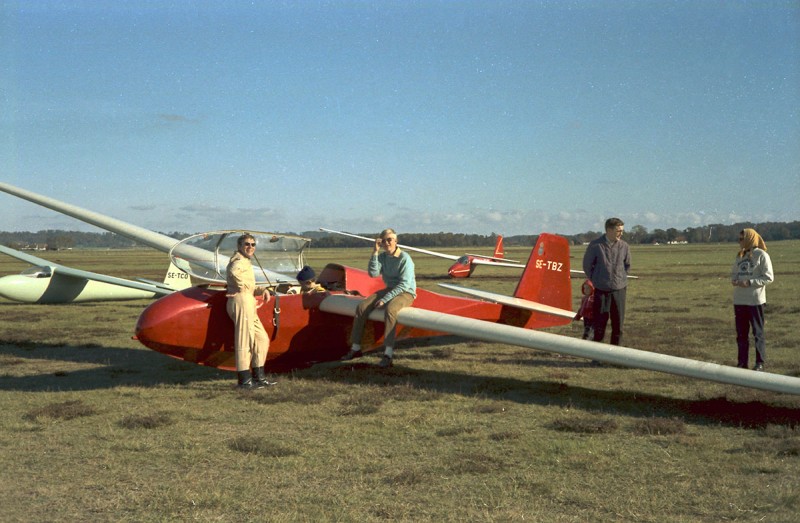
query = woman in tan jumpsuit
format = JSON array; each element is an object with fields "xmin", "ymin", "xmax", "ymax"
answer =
[{"xmin": 226, "ymin": 234, "xmax": 274, "ymax": 389}]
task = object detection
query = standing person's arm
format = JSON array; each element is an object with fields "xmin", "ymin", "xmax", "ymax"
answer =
[
  {"xmin": 582, "ymin": 245, "xmax": 596, "ymax": 280},
  {"xmin": 623, "ymin": 243, "xmax": 631, "ymax": 274},
  {"xmin": 751, "ymin": 252, "xmax": 774, "ymax": 288}
]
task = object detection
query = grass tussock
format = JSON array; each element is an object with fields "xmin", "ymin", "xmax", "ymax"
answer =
[
  {"xmin": 23, "ymin": 399, "xmax": 96, "ymax": 421},
  {"xmin": 631, "ymin": 416, "xmax": 687, "ymax": 436},
  {"xmin": 227, "ymin": 436, "xmax": 299, "ymax": 458},
  {"xmin": 551, "ymin": 415, "xmax": 619, "ymax": 434},
  {"xmin": 243, "ymin": 382, "xmax": 334, "ymax": 405},
  {"xmin": 435, "ymin": 426, "xmax": 476, "ymax": 438},
  {"xmin": 335, "ymin": 396, "xmax": 382, "ymax": 416},
  {"xmin": 383, "ymin": 468, "xmax": 428, "ymax": 487},
  {"xmin": 448, "ymin": 451, "xmax": 508, "ymax": 475},
  {"xmin": 117, "ymin": 412, "xmax": 174, "ymax": 430}
]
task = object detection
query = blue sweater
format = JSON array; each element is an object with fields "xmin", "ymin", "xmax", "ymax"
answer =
[{"xmin": 368, "ymin": 249, "xmax": 416, "ymax": 302}]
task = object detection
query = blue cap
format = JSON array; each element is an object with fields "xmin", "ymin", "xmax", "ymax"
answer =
[{"xmin": 297, "ymin": 265, "xmax": 315, "ymax": 282}]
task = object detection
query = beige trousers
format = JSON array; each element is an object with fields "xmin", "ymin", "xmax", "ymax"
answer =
[
  {"xmin": 349, "ymin": 290, "xmax": 414, "ymax": 347},
  {"xmin": 227, "ymin": 293, "xmax": 269, "ymax": 371}
]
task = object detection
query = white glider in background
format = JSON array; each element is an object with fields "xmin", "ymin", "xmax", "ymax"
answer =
[
  {"xmin": 0, "ymin": 244, "xmax": 191, "ymax": 304},
  {"xmin": 0, "ymin": 181, "xmax": 308, "ymax": 286}
]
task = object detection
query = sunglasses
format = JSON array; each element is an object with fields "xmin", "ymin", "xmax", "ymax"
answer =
[
  {"xmin": 243, "ymin": 242, "xmax": 256, "ymax": 247},
  {"xmin": 382, "ymin": 238, "xmax": 396, "ymax": 243}
]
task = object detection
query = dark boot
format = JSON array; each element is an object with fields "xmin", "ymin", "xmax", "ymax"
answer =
[
  {"xmin": 237, "ymin": 370, "xmax": 254, "ymax": 390},
  {"xmin": 252, "ymin": 366, "xmax": 276, "ymax": 387}
]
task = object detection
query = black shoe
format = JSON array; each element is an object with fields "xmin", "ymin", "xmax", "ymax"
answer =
[
  {"xmin": 341, "ymin": 349, "xmax": 363, "ymax": 361},
  {"xmin": 237, "ymin": 370, "xmax": 255, "ymax": 390},
  {"xmin": 252, "ymin": 366, "xmax": 277, "ymax": 387},
  {"xmin": 378, "ymin": 355, "xmax": 393, "ymax": 368},
  {"xmin": 736, "ymin": 363, "xmax": 747, "ymax": 369},
  {"xmin": 753, "ymin": 363, "xmax": 764, "ymax": 372}
]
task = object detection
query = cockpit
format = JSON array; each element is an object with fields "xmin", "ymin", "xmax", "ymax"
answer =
[
  {"xmin": 169, "ymin": 230, "xmax": 311, "ymax": 288},
  {"xmin": 21, "ymin": 265, "xmax": 52, "ymax": 278}
]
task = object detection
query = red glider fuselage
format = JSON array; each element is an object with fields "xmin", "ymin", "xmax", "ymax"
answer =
[
  {"xmin": 447, "ymin": 256, "xmax": 478, "ymax": 278},
  {"xmin": 135, "ymin": 234, "xmax": 573, "ymax": 372}
]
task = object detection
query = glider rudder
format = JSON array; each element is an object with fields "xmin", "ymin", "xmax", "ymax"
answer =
[
  {"xmin": 493, "ymin": 235, "xmax": 504, "ymax": 259},
  {"xmin": 513, "ymin": 233, "xmax": 572, "ymax": 318}
]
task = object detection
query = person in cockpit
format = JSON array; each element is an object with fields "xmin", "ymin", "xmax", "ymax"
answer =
[{"xmin": 296, "ymin": 265, "xmax": 327, "ymax": 294}]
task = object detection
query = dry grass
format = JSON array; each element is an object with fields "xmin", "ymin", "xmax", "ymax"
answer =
[{"xmin": 1, "ymin": 242, "xmax": 799, "ymax": 521}]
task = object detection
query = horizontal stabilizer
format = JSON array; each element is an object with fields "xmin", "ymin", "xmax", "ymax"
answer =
[
  {"xmin": 470, "ymin": 258, "xmax": 525, "ymax": 268},
  {"xmin": 467, "ymin": 254, "xmax": 521, "ymax": 264},
  {"xmin": 135, "ymin": 278, "xmax": 181, "ymax": 291},
  {"xmin": 438, "ymin": 283, "xmax": 576, "ymax": 319}
]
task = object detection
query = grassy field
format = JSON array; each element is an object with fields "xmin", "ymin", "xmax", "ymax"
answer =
[{"xmin": 1, "ymin": 241, "xmax": 799, "ymax": 522}]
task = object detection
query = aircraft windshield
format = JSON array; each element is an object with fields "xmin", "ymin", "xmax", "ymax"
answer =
[
  {"xmin": 169, "ymin": 231, "xmax": 310, "ymax": 285},
  {"xmin": 21, "ymin": 266, "xmax": 51, "ymax": 278}
]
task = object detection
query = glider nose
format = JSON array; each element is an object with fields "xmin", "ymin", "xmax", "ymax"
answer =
[
  {"xmin": 134, "ymin": 294, "xmax": 189, "ymax": 349},
  {"xmin": 0, "ymin": 275, "xmax": 47, "ymax": 303},
  {"xmin": 448, "ymin": 263, "xmax": 470, "ymax": 278}
]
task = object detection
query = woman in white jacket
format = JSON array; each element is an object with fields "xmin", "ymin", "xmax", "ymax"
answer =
[{"xmin": 731, "ymin": 228, "xmax": 774, "ymax": 371}]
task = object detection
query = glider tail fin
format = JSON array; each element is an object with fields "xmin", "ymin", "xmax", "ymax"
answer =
[
  {"xmin": 513, "ymin": 233, "xmax": 572, "ymax": 326},
  {"xmin": 163, "ymin": 260, "xmax": 192, "ymax": 291},
  {"xmin": 492, "ymin": 235, "xmax": 504, "ymax": 259}
]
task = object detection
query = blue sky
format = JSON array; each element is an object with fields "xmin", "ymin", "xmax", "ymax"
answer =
[{"xmin": 1, "ymin": 1, "xmax": 798, "ymax": 237}]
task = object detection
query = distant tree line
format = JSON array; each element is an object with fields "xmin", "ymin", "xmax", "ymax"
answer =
[
  {"xmin": 0, "ymin": 230, "xmax": 187, "ymax": 250},
  {"xmin": 1, "ymin": 222, "xmax": 798, "ymax": 249}
]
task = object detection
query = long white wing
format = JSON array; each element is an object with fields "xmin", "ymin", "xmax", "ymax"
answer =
[
  {"xmin": 320, "ymin": 228, "xmax": 461, "ymax": 262},
  {"xmin": 0, "ymin": 182, "xmax": 298, "ymax": 284},
  {"xmin": 319, "ymin": 294, "xmax": 800, "ymax": 396}
]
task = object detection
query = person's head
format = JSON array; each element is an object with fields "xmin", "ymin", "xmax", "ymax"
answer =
[
  {"xmin": 297, "ymin": 265, "xmax": 316, "ymax": 284},
  {"xmin": 604, "ymin": 218, "xmax": 624, "ymax": 242},
  {"xmin": 738, "ymin": 228, "xmax": 767, "ymax": 257},
  {"xmin": 237, "ymin": 234, "xmax": 256, "ymax": 258},
  {"xmin": 380, "ymin": 228, "xmax": 398, "ymax": 252}
]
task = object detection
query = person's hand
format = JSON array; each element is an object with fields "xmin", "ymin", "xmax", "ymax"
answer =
[
  {"xmin": 373, "ymin": 237, "xmax": 382, "ymax": 254},
  {"xmin": 375, "ymin": 299, "xmax": 385, "ymax": 308}
]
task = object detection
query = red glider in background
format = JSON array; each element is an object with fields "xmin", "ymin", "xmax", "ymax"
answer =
[
  {"xmin": 321, "ymin": 228, "xmax": 587, "ymax": 279},
  {"xmin": 322, "ymin": 228, "xmax": 526, "ymax": 278}
]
